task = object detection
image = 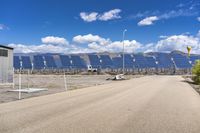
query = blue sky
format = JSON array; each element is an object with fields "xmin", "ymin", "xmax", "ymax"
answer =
[{"xmin": 0, "ymin": 0, "xmax": 200, "ymax": 53}]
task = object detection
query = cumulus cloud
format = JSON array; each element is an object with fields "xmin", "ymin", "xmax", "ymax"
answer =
[
  {"xmin": 136, "ymin": 1, "xmax": 199, "ymax": 26},
  {"xmin": 80, "ymin": 9, "xmax": 121, "ymax": 22},
  {"xmin": 9, "ymin": 36, "xmax": 79, "ymax": 53},
  {"xmin": 73, "ymin": 34, "xmax": 111, "ymax": 45},
  {"xmin": 159, "ymin": 35, "xmax": 168, "ymax": 39},
  {"xmin": 137, "ymin": 8, "xmax": 197, "ymax": 26},
  {"xmin": 159, "ymin": 9, "xmax": 198, "ymax": 19},
  {"xmin": 137, "ymin": 32, "xmax": 200, "ymax": 53},
  {"xmin": 8, "ymin": 43, "xmax": 69, "ymax": 53},
  {"xmin": 0, "ymin": 24, "xmax": 4, "ymax": 30},
  {"xmin": 0, "ymin": 24, "xmax": 9, "ymax": 30},
  {"xmin": 99, "ymin": 9, "xmax": 121, "ymax": 21},
  {"xmin": 41, "ymin": 36, "xmax": 69, "ymax": 46},
  {"xmin": 138, "ymin": 16, "xmax": 159, "ymax": 26},
  {"xmin": 9, "ymin": 34, "xmax": 142, "ymax": 53},
  {"xmin": 154, "ymin": 33, "xmax": 200, "ymax": 54},
  {"xmin": 74, "ymin": 34, "xmax": 141, "ymax": 53},
  {"xmin": 197, "ymin": 30, "xmax": 200, "ymax": 38},
  {"xmin": 197, "ymin": 17, "xmax": 200, "ymax": 22},
  {"xmin": 6, "ymin": 31, "xmax": 200, "ymax": 54},
  {"xmin": 87, "ymin": 40, "xmax": 142, "ymax": 53},
  {"xmin": 81, "ymin": 31, "xmax": 200, "ymax": 54},
  {"xmin": 8, "ymin": 43, "xmax": 94, "ymax": 54},
  {"xmin": 106, "ymin": 40, "xmax": 142, "ymax": 53},
  {"xmin": 80, "ymin": 12, "xmax": 98, "ymax": 22},
  {"xmin": 137, "ymin": 9, "xmax": 199, "ymax": 26}
]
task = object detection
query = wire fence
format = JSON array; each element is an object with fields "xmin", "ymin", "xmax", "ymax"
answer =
[{"xmin": 0, "ymin": 73, "xmax": 111, "ymax": 103}]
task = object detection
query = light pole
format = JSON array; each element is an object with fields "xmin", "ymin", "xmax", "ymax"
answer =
[{"xmin": 122, "ymin": 29, "xmax": 127, "ymax": 75}]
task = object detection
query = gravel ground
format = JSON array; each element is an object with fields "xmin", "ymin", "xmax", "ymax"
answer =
[
  {"xmin": 1, "ymin": 76, "xmax": 200, "ymax": 133},
  {"xmin": 183, "ymin": 76, "xmax": 200, "ymax": 95},
  {"xmin": 0, "ymin": 74, "xmax": 140, "ymax": 103}
]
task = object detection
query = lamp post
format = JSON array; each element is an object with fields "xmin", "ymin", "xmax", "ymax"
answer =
[{"xmin": 122, "ymin": 29, "xmax": 127, "ymax": 75}]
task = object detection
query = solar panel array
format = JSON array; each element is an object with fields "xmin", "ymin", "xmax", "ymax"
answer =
[
  {"xmin": 13, "ymin": 52, "xmax": 200, "ymax": 70},
  {"xmin": 155, "ymin": 53, "xmax": 174, "ymax": 68},
  {"xmin": 59, "ymin": 55, "xmax": 71, "ymax": 68},
  {"xmin": 112, "ymin": 56, "xmax": 123, "ymax": 68},
  {"xmin": 134, "ymin": 54, "xmax": 148, "ymax": 68},
  {"xmin": 99, "ymin": 55, "xmax": 113, "ymax": 68},
  {"xmin": 21, "ymin": 56, "xmax": 32, "ymax": 69},
  {"xmin": 14, "ymin": 56, "xmax": 21, "ymax": 69},
  {"xmin": 88, "ymin": 54, "xmax": 101, "ymax": 67},
  {"xmin": 71, "ymin": 55, "xmax": 86, "ymax": 68},
  {"xmin": 189, "ymin": 56, "xmax": 200, "ymax": 65},
  {"xmin": 124, "ymin": 54, "xmax": 137, "ymax": 68},
  {"xmin": 171, "ymin": 53, "xmax": 192, "ymax": 68},
  {"xmin": 33, "ymin": 55, "xmax": 45, "ymax": 69},
  {"xmin": 44, "ymin": 55, "xmax": 57, "ymax": 69},
  {"xmin": 145, "ymin": 56, "xmax": 157, "ymax": 68}
]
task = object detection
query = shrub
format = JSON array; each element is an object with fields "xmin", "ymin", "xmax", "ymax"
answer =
[{"xmin": 192, "ymin": 60, "xmax": 200, "ymax": 84}]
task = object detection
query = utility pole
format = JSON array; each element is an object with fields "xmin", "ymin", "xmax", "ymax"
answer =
[{"xmin": 122, "ymin": 29, "xmax": 127, "ymax": 74}]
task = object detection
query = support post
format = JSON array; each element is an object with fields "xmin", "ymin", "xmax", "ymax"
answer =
[
  {"xmin": 64, "ymin": 71, "xmax": 67, "ymax": 91},
  {"xmin": 19, "ymin": 70, "xmax": 21, "ymax": 100},
  {"xmin": 13, "ymin": 68, "xmax": 15, "ymax": 89},
  {"xmin": 27, "ymin": 70, "xmax": 30, "ymax": 89}
]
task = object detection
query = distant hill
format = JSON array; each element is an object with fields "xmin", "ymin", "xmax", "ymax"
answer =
[{"xmin": 13, "ymin": 50, "xmax": 199, "ymax": 57}]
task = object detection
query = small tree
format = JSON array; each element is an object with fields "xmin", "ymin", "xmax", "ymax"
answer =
[{"xmin": 192, "ymin": 60, "xmax": 200, "ymax": 84}]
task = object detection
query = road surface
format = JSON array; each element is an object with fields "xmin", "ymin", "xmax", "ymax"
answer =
[{"xmin": 0, "ymin": 76, "xmax": 200, "ymax": 133}]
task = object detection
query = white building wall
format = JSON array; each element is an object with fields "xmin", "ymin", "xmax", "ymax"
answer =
[{"xmin": 0, "ymin": 48, "xmax": 13, "ymax": 84}]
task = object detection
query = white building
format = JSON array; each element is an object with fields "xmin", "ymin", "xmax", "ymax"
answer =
[{"xmin": 0, "ymin": 45, "xmax": 13, "ymax": 84}]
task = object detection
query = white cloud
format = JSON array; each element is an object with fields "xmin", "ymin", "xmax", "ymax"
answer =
[
  {"xmin": 80, "ymin": 9, "xmax": 121, "ymax": 22},
  {"xmin": 159, "ymin": 35, "xmax": 168, "ymax": 39},
  {"xmin": 135, "ymin": 3, "xmax": 199, "ymax": 26},
  {"xmin": 141, "ymin": 43, "xmax": 155, "ymax": 53},
  {"xmin": 176, "ymin": 3, "xmax": 185, "ymax": 8},
  {"xmin": 8, "ymin": 43, "xmax": 69, "ymax": 53},
  {"xmin": 10, "ymin": 34, "xmax": 141, "ymax": 53},
  {"xmin": 80, "ymin": 12, "xmax": 98, "ymax": 22},
  {"xmin": 0, "ymin": 24, "xmax": 3, "ymax": 30},
  {"xmin": 41, "ymin": 36, "xmax": 69, "ymax": 46},
  {"xmin": 88, "ymin": 40, "xmax": 142, "ymax": 53},
  {"xmin": 137, "ymin": 8, "xmax": 196, "ymax": 26},
  {"xmin": 159, "ymin": 9, "xmax": 197, "ymax": 19},
  {"xmin": 155, "ymin": 35, "xmax": 200, "ymax": 53},
  {"xmin": 197, "ymin": 30, "xmax": 200, "ymax": 38},
  {"xmin": 106, "ymin": 40, "xmax": 142, "ymax": 53},
  {"xmin": 73, "ymin": 34, "xmax": 110, "ymax": 45},
  {"xmin": 197, "ymin": 17, "xmax": 200, "ymax": 22},
  {"xmin": 138, "ymin": 16, "xmax": 159, "ymax": 26},
  {"xmin": 0, "ymin": 24, "xmax": 8, "ymax": 30},
  {"xmin": 137, "ymin": 32, "xmax": 200, "ymax": 53},
  {"xmin": 7, "ymin": 31, "xmax": 200, "ymax": 54},
  {"xmin": 88, "ymin": 42, "xmax": 106, "ymax": 52},
  {"xmin": 9, "ymin": 36, "xmax": 87, "ymax": 53},
  {"xmin": 8, "ymin": 43, "xmax": 94, "ymax": 54},
  {"xmin": 99, "ymin": 9, "xmax": 121, "ymax": 21},
  {"xmin": 86, "ymin": 31, "xmax": 200, "ymax": 54},
  {"xmin": 74, "ymin": 34, "xmax": 142, "ymax": 53}
]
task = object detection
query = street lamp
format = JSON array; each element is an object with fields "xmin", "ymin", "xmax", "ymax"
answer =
[{"xmin": 122, "ymin": 29, "xmax": 127, "ymax": 75}]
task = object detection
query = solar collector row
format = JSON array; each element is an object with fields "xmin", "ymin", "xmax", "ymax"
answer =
[
  {"xmin": 13, "ymin": 53, "xmax": 200, "ymax": 70},
  {"xmin": 14, "ymin": 55, "xmax": 87, "ymax": 69}
]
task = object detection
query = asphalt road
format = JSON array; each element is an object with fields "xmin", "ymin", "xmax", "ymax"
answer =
[{"xmin": 0, "ymin": 76, "xmax": 200, "ymax": 133}]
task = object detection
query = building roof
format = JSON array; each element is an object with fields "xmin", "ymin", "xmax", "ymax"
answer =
[{"xmin": 0, "ymin": 45, "xmax": 14, "ymax": 50}]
